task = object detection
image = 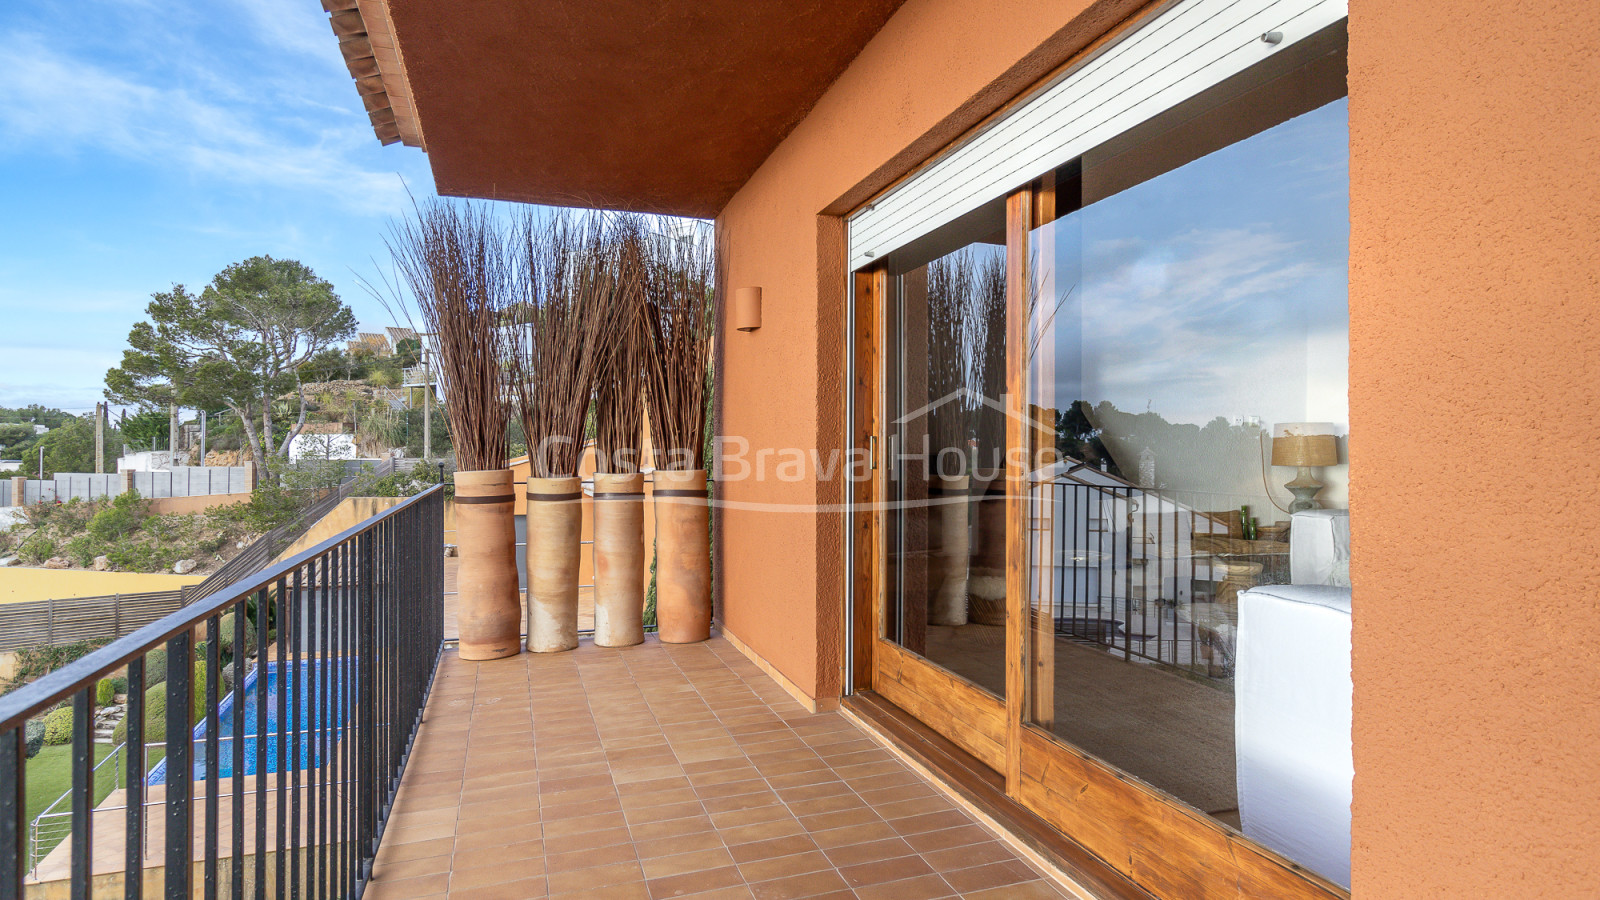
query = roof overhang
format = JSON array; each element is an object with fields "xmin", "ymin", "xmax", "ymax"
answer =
[{"xmin": 326, "ymin": 0, "xmax": 905, "ymax": 217}]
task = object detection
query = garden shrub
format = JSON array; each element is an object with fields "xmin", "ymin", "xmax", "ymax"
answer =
[
  {"xmin": 42, "ymin": 707, "xmax": 73, "ymax": 745},
  {"xmin": 219, "ymin": 612, "xmax": 257, "ymax": 657},
  {"xmin": 88, "ymin": 492, "xmax": 147, "ymax": 542},
  {"xmin": 110, "ymin": 675, "xmax": 128, "ymax": 695},
  {"xmin": 23, "ymin": 720, "xmax": 44, "ymax": 758},
  {"xmin": 111, "ymin": 682, "xmax": 168, "ymax": 746},
  {"xmin": 143, "ymin": 647, "xmax": 168, "ymax": 686},
  {"xmin": 96, "ymin": 678, "xmax": 114, "ymax": 706}
]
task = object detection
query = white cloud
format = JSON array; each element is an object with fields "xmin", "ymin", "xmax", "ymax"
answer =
[{"xmin": 0, "ymin": 32, "xmax": 409, "ymax": 216}]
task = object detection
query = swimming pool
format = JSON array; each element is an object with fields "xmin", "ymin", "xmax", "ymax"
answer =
[{"xmin": 147, "ymin": 658, "xmax": 356, "ymax": 784}]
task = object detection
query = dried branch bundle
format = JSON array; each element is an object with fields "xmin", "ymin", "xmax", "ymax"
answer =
[
  {"xmin": 639, "ymin": 222, "xmax": 716, "ymax": 472},
  {"xmin": 385, "ymin": 199, "xmax": 511, "ymax": 472},
  {"xmin": 926, "ymin": 249, "xmax": 981, "ymax": 455},
  {"xmin": 509, "ymin": 211, "xmax": 636, "ymax": 478},
  {"xmin": 595, "ymin": 219, "xmax": 648, "ymax": 474}
]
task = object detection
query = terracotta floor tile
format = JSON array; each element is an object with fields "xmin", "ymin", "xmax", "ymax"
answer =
[
  {"xmin": 961, "ymin": 880, "xmax": 1070, "ymax": 900},
  {"xmin": 746, "ymin": 868, "xmax": 852, "ymax": 900},
  {"xmin": 630, "ymin": 814, "xmax": 717, "ymax": 842},
  {"xmin": 446, "ymin": 875, "xmax": 549, "ymax": 899},
  {"xmin": 452, "ymin": 821, "xmax": 544, "ymax": 852},
  {"xmin": 633, "ymin": 829, "xmax": 728, "ymax": 860},
  {"xmin": 640, "ymin": 847, "xmax": 737, "ymax": 881},
  {"xmin": 920, "ymin": 840, "xmax": 1017, "ymax": 871},
  {"xmin": 549, "ymin": 881, "xmax": 651, "ymax": 899},
  {"xmin": 939, "ymin": 859, "xmax": 1040, "ymax": 894},
  {"xmin": 734, "ymin": 850, "xmax": 834, "ymax": 884},
  {"xmin": 820, "ymin": 836, "xmax": 916, "ymax": 869},
  {"xmin": 885, "ymin": 810, "xmax": 969, "ymax": 836},
  {"xmin": 449, "ymin": 855, "xmax": 548, "ymax": 891},
  {"xmin": 541, "ymin": 825, "xmax": 634, "ymax": 855},
  {"xmin": 726, "ymin": 834, "xmax": 819, "ymax": 864},
  {"xmin": 851, "ymin": 873, "xmax": 957, "ymax": 899},
  {"xmin": 807, "ymin": 821, "xmax": 899, "ymax": 850},
  {"xmin": 714, "ymin": 815, "xmax": 807, "ymax": 845},
  {"xmin": 836, "ymin": 853, "xmax": 936, "ymax": 888},
  {"xmin": 901, "ymin": 824, "xmax": 990, "ymax": 854},
  {"xmin": 645, "ymin": 864, "xmax": 744, "ymax": 899},
  {"xmin": 544, "ymin": 840, "xmax": 639, "ymax": 873},
  {"xmin": 544, "ymin": 859, "xmax": 645, "ymax": 895}
]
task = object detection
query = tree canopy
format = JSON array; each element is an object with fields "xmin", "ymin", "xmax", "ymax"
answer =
[{"xmin": 105, "ymin": 256, "xmax": 357, "ymax": 479}]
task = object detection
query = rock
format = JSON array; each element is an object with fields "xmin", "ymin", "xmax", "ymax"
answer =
[
  {"xmin": 173, "ymin": 559, "xmax": 198, "ymax": 574},
  {"xmin": 43, "ymin": 557, "xmax": 71, "ymax": 569},
  {"xmin": 443, "ymin": 544, "xmax": 459, "ymax": 558},
  {"xmin": 236, "ymin": 541, "xmax": 246, "ymax": 550},
  {"xmin": 92, "ymin": 555, "xmax": 111, "ymax": 571},
  {"xmin": 0, "ymin": 557, "xmax": 18, "ymax": 567}
]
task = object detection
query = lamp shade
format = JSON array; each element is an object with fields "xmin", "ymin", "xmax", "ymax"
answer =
[
  {"xmin": 1271, "ymin": 422, "xmax": 1339, "ymax": 467},
  {"xmin": 734, "ymin": 287, "xmax": 762, "ymax": 332}
]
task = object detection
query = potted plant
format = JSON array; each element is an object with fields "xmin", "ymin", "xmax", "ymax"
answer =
[
  {"xmin": 388, "ymin": 199, "xmax": 519, "ymax": 661},
  {"xmin": 510, "ymin": 212, "xmax": 632, "ymax": 652},
  {"xmin": 590, "ymin": 229, "xmax": 649, "ymax": 647},
  {"xmin": 641, "ymin": 224, "xmax": 716, "ymax": 643}
]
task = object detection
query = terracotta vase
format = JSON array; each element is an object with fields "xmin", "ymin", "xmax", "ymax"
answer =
[
  {"xmin": 526, "ymin": 476, "xmax": 583, "ymax": 652},
  {"xmin": 653, "ymin": 468, "xmax": 711, "ymax": 643},
  {"xmin": 453, "ymin": 469, "xmax": 522, "ymax": 660},
  {"xmin": 930, "ymin": 472, "xmax": 970, "ymax": 626},
  {"xmin": 592, "ymin": 472, "xmax": 646, "ymax": 647}
]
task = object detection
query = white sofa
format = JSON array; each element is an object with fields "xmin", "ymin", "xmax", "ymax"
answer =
[{"xmin": 1234, "ymin": 509, "xmax": 1353, "ymax": 889}]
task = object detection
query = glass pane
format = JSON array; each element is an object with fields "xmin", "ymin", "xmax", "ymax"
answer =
[
  {"xmin": 1024, "ymin": 42, "xmax": 1351, "ymax": 884},
  {"xmin": 882, "ymin": 200, "xmax": 1009, "ymax": 698}
]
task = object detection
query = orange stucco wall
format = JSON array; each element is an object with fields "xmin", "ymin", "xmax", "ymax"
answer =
[
  {"xmin": 716, "ymin": 0, "xmax": 1149, "ymax": 702},
  {"xmin": 1347, "ymin": 0, "xmax": 1600, "ymax": 895},
  {"xmin": 720, "ymin": 0, "xmax": 1599, "ymax": 892}
]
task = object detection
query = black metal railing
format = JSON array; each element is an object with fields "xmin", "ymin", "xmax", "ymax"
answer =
[
  {"xmin": 1031, "ymin": 477, "xmax": 1289, "ymax": 682},
  {"xmin": 0, "ymin": 486, "xmax": 444, "ymax": 899}
]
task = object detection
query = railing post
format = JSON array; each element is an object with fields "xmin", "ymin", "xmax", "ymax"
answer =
[
  {"xmin": 0, "ymin": 727, "xmax": 24, "ymax": 900},
  {"xmin": 164, "ymin": 632, "xmax": 193, "ymax": 900},
  {"xmin": 358, "ymin": 529, "xmax": 375, "ymax": 872}
]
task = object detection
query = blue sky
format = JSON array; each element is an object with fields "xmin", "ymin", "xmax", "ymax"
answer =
[{"xmin": 0, "ymin": 0, "xmax": 439, "ymax": 413}]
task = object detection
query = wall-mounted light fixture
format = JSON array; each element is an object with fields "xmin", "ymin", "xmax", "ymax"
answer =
[{"xmin": 734, "ymin": 287, "xmax": 762, "ymax": 332}]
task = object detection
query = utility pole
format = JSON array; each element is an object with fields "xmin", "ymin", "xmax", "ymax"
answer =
[
  {"xmin": 200, "ymin": 410, "xmax": 208, "ymax": 463},
  {"xmin": 38, "ymin": 446, "xmax": 44, "ymax": 481},
  {"xmin": 168, "ymin": 403, "xmax": 178, "ymax": 461},
  {"xmin": 94, "ymin": 403, "xmax": 104, "ymax": 474},
  {"xmin": 422, "ymin": 357, "xmax": 432, "ymax": 460}
]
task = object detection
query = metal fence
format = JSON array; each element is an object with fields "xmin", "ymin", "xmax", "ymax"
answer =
[
  {"xmin": 0, "ymin": 486, "xmax": 446, "ymax": 898},
  {"xmin": 1032, "ymin": 478, "xmax": 1287, "ymax": 682}
]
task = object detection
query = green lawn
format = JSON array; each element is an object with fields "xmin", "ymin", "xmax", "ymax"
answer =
[{"xmin": 24, "ymin": 741, "xmax": 166, "ymax": 868}]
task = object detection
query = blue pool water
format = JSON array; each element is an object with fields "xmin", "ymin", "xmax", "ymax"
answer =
[{"xmin": 147, "ymin": 658, "xmax": 356, "ymax": 785}]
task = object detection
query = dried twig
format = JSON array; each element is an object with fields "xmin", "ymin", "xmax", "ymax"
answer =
[
  {"xmin": 383, "ymin": 199, "xmax": 511, "ymax": 472},
  {"xmin": 639, "ymin": 221, "xmax": 716, "ymax": 472},
  {"xmin": 508, "ymin": 211, "xmax": 635, "ymax": 478}
]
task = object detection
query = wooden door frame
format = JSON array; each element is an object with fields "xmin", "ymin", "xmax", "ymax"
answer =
[{"xmin": 846, "ymin": 193, "xmax": 1347, "ymax": 899}]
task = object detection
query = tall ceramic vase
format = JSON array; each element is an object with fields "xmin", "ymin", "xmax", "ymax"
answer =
[
  {"xmin": 654, "ymin": 468, "xmax": 711, "ymax": 643},
  {"xmin": 593, "ymin": 472, "xmax": 646, "ymax": 647},
  {"xmin": 930, "ymin": 472, "xmax": 970, "ymax": 626},
  {"xmin": 527, "ymin": 476, "xmax": 582, "ymax": 652},
  {"xmin": 453, "ymin": 469, "xmax": 522, "ymax": 660}
]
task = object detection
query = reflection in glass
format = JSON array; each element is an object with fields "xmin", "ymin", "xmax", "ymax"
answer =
[
  {"xmin": 1022, "ymin": 50, "xmax": 1350, "ymax": 884},
  {"xmin": 882, "ymin": 202, "xmax": 1009, "ymax": 698}
]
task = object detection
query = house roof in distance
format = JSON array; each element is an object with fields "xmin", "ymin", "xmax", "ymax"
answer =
[{"xmin": 323, "ymin": 0, "xmax": 906, "ymax": 217}]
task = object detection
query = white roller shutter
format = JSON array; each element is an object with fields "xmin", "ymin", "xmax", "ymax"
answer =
[{"xmin": 847, "ymin": 0, "xmax": 1347, "ymax": 271}]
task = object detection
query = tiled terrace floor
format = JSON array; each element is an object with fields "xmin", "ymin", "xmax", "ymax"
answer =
[{"xmin": 367, "ymin": 636, "xmax": 1074, "ymax": 900}]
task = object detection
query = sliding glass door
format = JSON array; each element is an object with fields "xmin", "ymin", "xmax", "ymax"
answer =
[{"xmin": 850, "ymin": 11, "xmax": 1352, "ymax": 898}]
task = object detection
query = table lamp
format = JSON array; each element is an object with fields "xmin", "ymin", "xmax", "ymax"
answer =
[{"xmin": 1271, "ymin": 423, "xmax": 1339, "ymax": 512}]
